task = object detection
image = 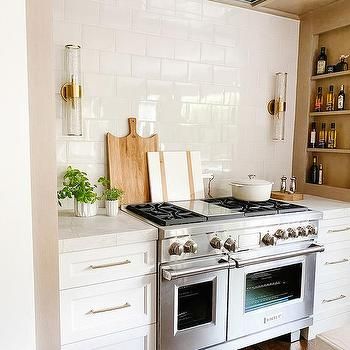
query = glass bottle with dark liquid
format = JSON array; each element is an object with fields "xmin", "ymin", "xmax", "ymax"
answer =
[
  {"xmin": 316, "ymin": 47, "xmax": 327, "ymax": 75},
  {"xmin": 310, "ymin": 156, "xmax": 319, "ymax": 184}
]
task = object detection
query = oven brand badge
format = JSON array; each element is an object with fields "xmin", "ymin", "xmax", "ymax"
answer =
[{"xmin": 264, "ymin": 313, "xmax": 282, "ymax": 324}]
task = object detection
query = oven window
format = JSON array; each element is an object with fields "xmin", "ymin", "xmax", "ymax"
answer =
[
  {"xmin": 178, "ymin": 281, "xmax": 213, "ymax": 330},
  {"xmin": 245, "ymin": 263, "xmax": 302, "ymax": 312}
]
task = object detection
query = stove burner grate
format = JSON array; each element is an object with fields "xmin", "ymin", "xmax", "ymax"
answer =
[{"xmin": 126, "ymin": 202, "xmax": 207, "ymax": 226}]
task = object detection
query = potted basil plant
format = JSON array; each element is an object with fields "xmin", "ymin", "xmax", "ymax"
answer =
[
  {"xmin": 98, "ymin": 177, "xmax": 124, "ymax": 217},
  {"xmin": 57, "ymin": 166, "xmax": 98, "ymax": 217}
]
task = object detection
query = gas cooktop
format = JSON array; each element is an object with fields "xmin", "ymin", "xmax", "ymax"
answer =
[{"xmin": 126, "ymin": 197, "xmax": 308, "ymax": 226}]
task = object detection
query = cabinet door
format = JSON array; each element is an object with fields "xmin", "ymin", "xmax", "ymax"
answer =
[
  {"xmin": 60, "ymin": 241, "xmax": 156, "ymax": 289},
  {"xmin": 60, "ymin": 275, "xmax": 156, "ymax": 345},
  {"xmin": 61, "ymin": 324, "xmax": 156, "ymax": 350}
]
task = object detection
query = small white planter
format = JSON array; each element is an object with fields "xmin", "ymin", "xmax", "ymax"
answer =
[
  {"xmin": 74, "ymin": 199, "xmax": 97, "ymax": 217},
  {"xmin": 106, "ymin": 200, "xmax": 119, "ymax": 216}
]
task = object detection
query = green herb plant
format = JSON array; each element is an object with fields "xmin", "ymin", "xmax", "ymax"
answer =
[
  {"xmin": 98, "ymin": 177, "xmax": 124, "ymax": 201},
  {"xmin": 57, "ymin": 166, "xmax": 98, "ymax": 205}
]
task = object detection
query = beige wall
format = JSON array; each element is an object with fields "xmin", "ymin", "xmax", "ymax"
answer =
[{"xmin": 26, "ymin": 0, "xmax": 61, "ymax": 348}]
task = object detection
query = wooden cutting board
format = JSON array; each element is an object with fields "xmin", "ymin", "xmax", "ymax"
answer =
[
  {"xmin": 147, "ymin": 151, "xmax": 204, "ymax": 202},
  {"xmin": 106, "ymin": 117, "xmax": 159, "ymax": 204},
  {"xmin": 271, "ymin": 191, "xmax": 304, "ymax": 201}
]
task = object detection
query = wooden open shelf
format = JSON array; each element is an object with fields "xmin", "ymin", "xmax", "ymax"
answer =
[
  {"xmin": 294, "ymin": 18, "xmax": 350, "ymax": 201},
  {"xmin": 307, "ymin": 148, "xmax": 350, "ymax": 154},
  {"xmin": 311, "ymin": 70, "xmax": 350, "ymax": 80},
  {"xmin": 310, "ymin": 110, "xmax": 350, "ymax": 117}
]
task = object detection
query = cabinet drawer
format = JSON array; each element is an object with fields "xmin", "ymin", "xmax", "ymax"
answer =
[
  {"xmin": 59, "ymin": 241, "xmax": 156, "ymax": 289},
  {"xmin": 317, "ymin": 243, "xmax": 350, "ymax": 283},
  {"xmin": 318, "ymin": 221, "xmax": 350, "ymax": 244},
  {"xmin": 61, "ymin": 324, "xmax": 155, "ymax": 350},
  {"xmin": 60, "ymin": 275, "xmax": 156, "ymax": 345},
  {"xmin": 315, "ymin": 280, "xmax": 350, "ymax": 316}
]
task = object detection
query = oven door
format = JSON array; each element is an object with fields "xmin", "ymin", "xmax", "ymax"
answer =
[
  {"xmin": 159, "ymin": 256, "xmax": 229, "ymax": 350},
  {"xmin": 227, "ymin": 244, "xmax": 324, "ymax": 341}
]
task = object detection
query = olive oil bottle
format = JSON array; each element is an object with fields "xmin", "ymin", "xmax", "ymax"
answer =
[{"xmin": 327, "ymin": 123, "xmax": 337, "ymax": 149}]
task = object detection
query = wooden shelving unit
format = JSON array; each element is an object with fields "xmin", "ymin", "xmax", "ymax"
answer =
[
  {"xmin": 307, "ymin": 148, "xmax": 350, "ymax": 154},
  {"xmin": 311, "ymin": 70, "xmax": 350, "ymax": 80},
  {"xmin": 294, "ymin": 21, "xmax": 350, "ymax": 201},
  {"xmin": 309, "ymin": 110, "xmax": 350, "ymax": 117}
]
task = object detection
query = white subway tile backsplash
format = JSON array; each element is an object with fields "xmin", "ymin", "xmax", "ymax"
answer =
[
  {"xmin": 189, "ymin": 20, "xmax": 213, "ymax": 43},
  {"xmin": 200, "ymin": 84, "xmax": 224, "ymax": 105},
  {"xmin": 161, "ymin": 59, "xmax": 188, "ymax": 81},
  {"xmin": 81, "ymin": 49, "xmax": 100, "ymax": 73},
  {"xmin": 201, "ymin": 43, "xmax": 225, "ymax": 64},
  {"xmin": 82, "ymin": 25, "xmax": 115, "ymax": 51},
  {"xmin": 99, "ymin": 4, "xmax": 131, "ymax": 29},
  {"xmin": 176, "ymin": 0, "xmax": 202, "ymax": 17},
  {"xmin": 214, "ymin": 25, "xmax": 237, "ymax": 47},
  {"xmin": 53, "ymin": 0, "xmax": 64, "ymax": 20},
  {"xmin": 213, "ymin": 66, "xmax": 240, "ymax": 86},
  {"xmin": 64, "ymin": 0, "xmax": 99, "ymax": 25},
  {"xmin": 53, "ymin": 21, "xmax": 82, "ymax": 45},
  {"xmin": 117, "ymin": 76, "xmax": 147, "ymax": 99},
  {"xmin": 116, "ymin": 31, "xmax": 147, "ymax": 55},
  {"xmin": 132, "ymin": 56, "xmax": 161, "ymax": 79},
  {"xmin": 100, "ymin": 97, "xmax": 131, "ymax": 118},
  {"xmin": 56, "ymin": 141, "xmax": 67, "ymax": 163},
  {"xmin": 161, "ymin": 17, "xmax": 188, "ymax": 39},
  {"xmin": 148, "ymin": 0, "xmax": 175, "ymax": 11},
  {"xmin": 188, "ymin": 62, "xmax": 212, "ymax": 82},
  {"xmin": 84, "ymin": 73, "xmax": 116, "ymax": 97},
  {"xmin": 147, "ymin": 36, "xmax": 175, "ymax": 59},
  {"xmin": 147, "ymin": 80, "xmax": 174, "ymax": 101},
  {"xmin": 55, "ymin": 1, "xmax": 299, "ymax": 201},
  {"xmin": 100, "ymin": 52, "xmax": 131, "ymax": 75},
  {"xmin": 82, "ymin": 96, "xmax": 101, "ymax": 118},
  {"xmin": 86, "ymin": 119, "xmax": 118, "ymax": 141},
  {"xmin": 174, "ymin": 82, "xmax": 199, "ymax": 103},
  {"xmin": 67, "ymin": 141, "xmax": 105, "ymax": 163},
  {"xmin": 133, "ymin": 10, "xmax": 161, "ymax": 34},
  {"xmin": 175, "ymin": 39, "xmax": 200, "ymax": 62}
]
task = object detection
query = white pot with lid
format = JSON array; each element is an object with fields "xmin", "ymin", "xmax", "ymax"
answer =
[{"xmin": 229, "ymin": 175, "xmax": 273, "ymax": 202}]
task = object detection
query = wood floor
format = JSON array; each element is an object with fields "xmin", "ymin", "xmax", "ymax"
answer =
[{"xmin": 243, "ymin": 336, "xmax": 316, "ymax": 350}]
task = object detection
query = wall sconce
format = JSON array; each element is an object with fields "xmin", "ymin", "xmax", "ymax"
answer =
[
  {"xmin": 60, "ymin": 44, "xmax": 83, "ymax": 136},
  {"xmin": 267, "ymin": 72, "xmax": 287, "ymax": 141}
]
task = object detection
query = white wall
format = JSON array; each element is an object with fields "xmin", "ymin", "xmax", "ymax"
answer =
[
  {"xmin": 0, "ymin": 1, "xmax": 36, "ymax": 349},
  {"xmin": 54, "ymin": 0, "xmax": 299, "ymax": 202}
]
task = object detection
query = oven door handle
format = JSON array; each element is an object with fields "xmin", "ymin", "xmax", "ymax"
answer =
[
  {"xmin": 162, "ymin": 262, "xmax": 229, "ymax": 281},
  {"xmin": 233, "ymin": 244, "xmax": 325, "ymax": 268}
]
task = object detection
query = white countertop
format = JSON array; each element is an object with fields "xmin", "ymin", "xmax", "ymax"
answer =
[
  {"xmin": 58, "ymin": 195, "xmax": 350, "ymax": 253},
  {"xmin": 58, "ymin": 209, "xmax": 157, "ymax": 253},
  {"xmin": 290, "ymin": 195, "xmax": 350, "ymax": 220}
]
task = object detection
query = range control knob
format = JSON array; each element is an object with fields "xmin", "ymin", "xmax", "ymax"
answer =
[
  {"xmin": 297, "ymin": 226, "xmax": 307, "ymax": 237},
  {"xmin": 224, "ymin": 238, "xmax": 236, "ymax": 252},
  {"xmin": 183, "ymin": 240, "xmax": 198, "ymax": 254},
  {"xmin": 274, "ymin": 229, "xmax": 288, "ymax": 240},
  {"xmin": 306, "ymin": 225, "xmax": 316, "ymax": 236},
  {"xmin": 262, "ymin": 233, "xmax": 277, "ymax": 246},
  {"xmin": 287, "ymin": 228, "xmax": 298, "ymax": 238},
  {"xmin": 168, "ymin": 242, "xmax": 184, "ymax": 256},
  {"xmin": 210, "ymin": 236, "xmax": 224, "ymax": 250}
]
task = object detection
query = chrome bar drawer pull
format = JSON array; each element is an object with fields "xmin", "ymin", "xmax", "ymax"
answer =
[
  {"xmin": 87, "ymin": 302, "xmax": 131, "ymax": 315},
  {"xmin": 89, "ymin": 260, "xmax": 131, "ymax": 270},
  {"xmin": 328, "ymin": 227, "xmax": 350, "ymax": 233},
  {"xmin": 325, "ymin": 258, "xmax": 349, "ymax": 265},
  {"xmin": 322, "ymin": 295, "xmax": 346, "ymax": 304}
]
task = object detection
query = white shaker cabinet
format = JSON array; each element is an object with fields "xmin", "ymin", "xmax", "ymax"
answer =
[{"xmin": 58, "ymin": 211, "xmax": 158, "ymax": 350}]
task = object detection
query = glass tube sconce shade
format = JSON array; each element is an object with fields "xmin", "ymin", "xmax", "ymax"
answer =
[
  {"xmin": 61, "ymin": 44, "xmax": 83, "ymax": 136},
  {"xmin": 268, "ymin": 72, "xmax": 287, "ymax": 141}
]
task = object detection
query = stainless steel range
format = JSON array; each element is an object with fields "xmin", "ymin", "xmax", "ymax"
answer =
[{"xmin": 125, "ymin": 197, "xmax": 324, "ymax": 350}]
